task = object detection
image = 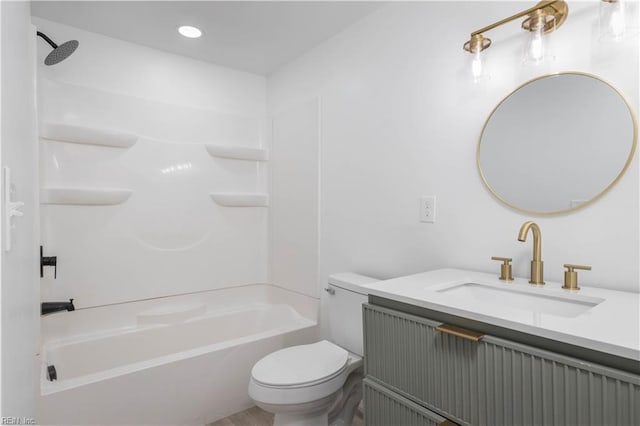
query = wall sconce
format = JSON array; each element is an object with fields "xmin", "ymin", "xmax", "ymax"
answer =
[
  {"xmin": 599, "ymin": 0, "xmax": 626, "ymax": 41},
  {"xmin": 463, "ymin": 0, "xmax": 569, "ymax": 72},
  {"xmin": 522, "ymin": 8, "xmax": 557, "ymax": 63},
  {"xmin": 464, "ymin": 34, "xmax": 491, "ymax": 80}
]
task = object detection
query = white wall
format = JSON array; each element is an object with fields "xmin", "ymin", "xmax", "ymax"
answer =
[
  {"xmin": 34, "ymin": 19, "xmax": 269, "ymax": 308},
  {"xmin": 268, "ymin": 1, "xmax": 639, "ymax": 299},
  {"xmin": 1, "ymin": 1, "xmax": 40, "ymax": 418},
  {"xmin": 269, "ymin": 98, "xmax": 320, "ymax": 297},
  {"xmin": 33, "ymin": 19, "xmax": 265, "ymax": 115}
]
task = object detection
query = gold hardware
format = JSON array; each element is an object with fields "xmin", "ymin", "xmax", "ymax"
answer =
[
  {"xmin": 439, "ymin": 421, "xmax": 460, "ymax": 426},
  {"xmin": 491, "ymin": 256, "xmax": 514, "ymax": 281},
  {"xmin": 463, "ymin": 0, "xmax": 568, "ymax": 53},
  {"xmin": 562, "ymin": 264, "xmax": 591, "ymax": 290},
  {"xmin": 517, "ymin": 221, "xmax": 544, "ymax": 285},
  {"xmin": 435, "ymin": 324, "xmax": 484, "ymax": 342},
  {"xmin": 463, "ymin": 34, "xmax": 491, "ymax": 53},
  {"xmin": 522, "ymin": 5, "xmax": 564, "ymax": 33}
]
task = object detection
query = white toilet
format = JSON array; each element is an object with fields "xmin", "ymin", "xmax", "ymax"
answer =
[{"xmin": 248, "ymin": 273, "xmax": 378, "ymax": 426}]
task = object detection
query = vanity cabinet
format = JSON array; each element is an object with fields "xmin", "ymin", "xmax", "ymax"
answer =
[
  {"xmin": 364, "ymin": 378, "xmax": 451, "ymax": 426},
  {"xmin": 363, "ymin": 303, "xmax": 640, "ymax": 426}
]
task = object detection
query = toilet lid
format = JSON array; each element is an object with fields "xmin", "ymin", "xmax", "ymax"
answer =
[{"xmin": 251, "ymin": 340, "xmax": 349, "ymax": 387}]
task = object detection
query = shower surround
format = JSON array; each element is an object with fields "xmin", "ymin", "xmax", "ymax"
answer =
[
  {"xmin": 35, "ymin": 18, "xmax": 269, "ymax": 308},
  {"xmin": 34, "ymin": 18, "xmax": 320, "ymax": 425}
]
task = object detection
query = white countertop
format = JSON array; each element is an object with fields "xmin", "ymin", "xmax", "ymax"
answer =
[{"xmin": 363, "ymin": 268, "xmax": 640, "ymax": 362}]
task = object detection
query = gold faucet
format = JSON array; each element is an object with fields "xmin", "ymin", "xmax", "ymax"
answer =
[{"xmin": 517, "ymin": 221, "xmax": 544, "ymax": 285}]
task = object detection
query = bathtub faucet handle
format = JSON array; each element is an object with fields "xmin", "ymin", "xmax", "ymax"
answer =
[{"xmin": 40, "ymin": 245, "xmax": 57, "ymax": 279}]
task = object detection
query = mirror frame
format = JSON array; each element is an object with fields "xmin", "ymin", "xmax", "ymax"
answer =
[{"xmin": 477, "ymin": 71, "xmax": 638, "ymax": 215}]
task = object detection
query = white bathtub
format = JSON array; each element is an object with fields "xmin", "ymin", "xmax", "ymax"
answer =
[{"xmin": 38, "ymin": 284, "xmax": 319, "ymax": 425}]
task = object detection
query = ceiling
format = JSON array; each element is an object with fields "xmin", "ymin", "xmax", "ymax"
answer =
[{"xmin": 31, "ymin": 1, "xmax": 384, "ymax": 75}]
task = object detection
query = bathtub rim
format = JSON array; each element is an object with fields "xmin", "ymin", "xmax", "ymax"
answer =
[
  {"xmin": 41, "ymin": 282, "xmax": 319, "ymax": 347},
  {"xmin": 41, "ymin": 304, "xmax": 316, "ymax": 395}
]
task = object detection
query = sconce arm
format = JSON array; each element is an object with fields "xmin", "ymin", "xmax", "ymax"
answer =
[{"xmin": 469, "ymin": 0, "xmax": 567, "ymax": 38}]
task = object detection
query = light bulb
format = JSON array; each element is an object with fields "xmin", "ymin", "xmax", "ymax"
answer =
[
  {"xmin": 610, "ymin": 4, "xmax": 626, "ymax": 39},
  {"xmin": 178, "ymin": 25, "xmax": 202, "ymax": 39},
  {"xmin": 464, "ymin": 34, "xmax": 490, "ymax": 82},
  {"xmin": 600, "ymin": 0, "xmax": 626, "ymax": 41},
  {"xmin": 471, "ymin": 51, "xmax": 483, "ymax": 80},
  {"xmin": 528, "ymin": 27, "xmax": 544, "ymax": 62}
]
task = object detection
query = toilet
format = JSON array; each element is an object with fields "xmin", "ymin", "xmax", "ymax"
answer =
[{"xmin": 248, "ymin": 273, "xmax": 378, "ymax": 426}]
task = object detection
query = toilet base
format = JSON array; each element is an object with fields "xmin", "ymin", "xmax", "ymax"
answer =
[
  {"xmin": 328, "ymin": 372, "xmax": 363, "ymax": 426},
  {"xmin": 258, "ymin": 392, "xmax": 336, "ymax": 426},
  {"xmin": 258, "ymin": 372, "xmax": 363, "ymax": 426}
]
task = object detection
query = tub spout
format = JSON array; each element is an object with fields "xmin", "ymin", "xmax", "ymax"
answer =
[{"xmin": 41, "ymin": 299, "xmax": 74, "ymax": 315}]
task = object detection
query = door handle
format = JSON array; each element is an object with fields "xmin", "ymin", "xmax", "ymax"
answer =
[
  {"xmin": 3, "ymin": 167, "xmax": 25, "ymax": 252},
  {"xmin": 436, "ymin": 324, "xmax": 484, "ymax": 342}
]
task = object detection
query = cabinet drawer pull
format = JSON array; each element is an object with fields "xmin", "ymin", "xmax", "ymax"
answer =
[
  {"xmin": 436, "ymin": 324, "xmax": 484, "ymax": 342},
  {"xmin": 439, "ymin": 421, "xmax": 460, "ymax": 426}
]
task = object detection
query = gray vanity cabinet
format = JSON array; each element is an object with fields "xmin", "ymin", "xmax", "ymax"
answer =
[
  {"xmin": 363, "ymin": 303, "xmax": 640, "ymax": 426},
  {"xmin": 364, "ymin": 378, "xmax": 451, "ymax": 426}
]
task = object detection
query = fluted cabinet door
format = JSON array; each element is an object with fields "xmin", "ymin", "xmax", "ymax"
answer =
[
  {"xmin": 364, "ymin": 378, "xmax": 449, "ymax": 426},
  {"xmin": 363, "ymin": 303, "xmax": 640, "ymax": 426}
]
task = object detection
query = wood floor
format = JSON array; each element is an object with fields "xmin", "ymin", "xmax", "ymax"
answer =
[
  {"xmin": 208, "ymin": 405, "xmax": 365, "ymax": 426},
  {"xmin": 208, "ymin": 406, "xmax": 273, "ymax": 426}
]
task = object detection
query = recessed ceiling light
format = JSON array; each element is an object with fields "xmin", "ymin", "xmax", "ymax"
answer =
[{"xmin": 178, "ymin": 25, "xmax": 202, "ymax": 39}]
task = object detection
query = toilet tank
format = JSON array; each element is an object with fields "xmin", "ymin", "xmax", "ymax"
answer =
[{"xmin": 327, "ymin": 273, "xmax": 379, "ymax": 356}]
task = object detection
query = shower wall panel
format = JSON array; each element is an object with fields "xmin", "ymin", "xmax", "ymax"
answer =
[{"xmin": 35, "ymin": 19, "xmax": 268, "ymax": 308}]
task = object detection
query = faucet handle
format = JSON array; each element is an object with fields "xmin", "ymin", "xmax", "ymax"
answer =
[
  {"xmin": 562, "ymin": 264, "xmax": 591, "ymax": 291},
  {"xmin": 40, "ymin": 245, "xmax": 57, "ymax": 279},
  {"xmin": 491, "ymin": 256, "xmax": 514, "ymax": 281}
]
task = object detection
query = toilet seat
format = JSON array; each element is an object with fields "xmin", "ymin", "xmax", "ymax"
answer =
[
  {"xmin": 251, "ymin": 340, "xmax": 349, "ymax": 388},
  {"xmin": 248, "ymin": 341, "xmax": 363, "ymax": 407},
  {"xmin": 253, "ymin": 364, "xmax": 348, "ymax": 389}
]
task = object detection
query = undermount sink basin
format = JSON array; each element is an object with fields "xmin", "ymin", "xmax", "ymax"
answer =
[
  {"xmin": 436, "ymin": 282, "xmax": 605, "ymax": 318},
  {"xmin": 363, "ymin": 269, "xmax": 639, "ymax": 361}
]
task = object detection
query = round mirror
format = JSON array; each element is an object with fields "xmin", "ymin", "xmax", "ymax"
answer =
[{"xmin": 477, "ymin": 72, "xmax": 636, "ymax": 215}]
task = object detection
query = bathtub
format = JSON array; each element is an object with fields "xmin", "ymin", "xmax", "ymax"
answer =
[{"xmin": 38, "ymin": 284, "xmax": 319, "ymax": 425}]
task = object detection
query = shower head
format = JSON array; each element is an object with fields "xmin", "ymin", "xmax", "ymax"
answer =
[
  {"xmin": 37, "ymin": 31, "xmax": 79, "ymax": 65},
  {"xmin": 44, "ymin": 40, "xmax": 79, "ymax": 65}
]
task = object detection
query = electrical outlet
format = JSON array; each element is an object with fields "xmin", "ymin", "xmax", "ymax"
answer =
[{"xmin": 419, "ymin": 196, "xmax": 436, "ymax": 223}]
